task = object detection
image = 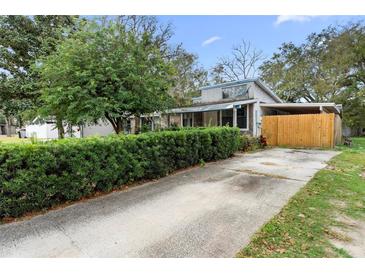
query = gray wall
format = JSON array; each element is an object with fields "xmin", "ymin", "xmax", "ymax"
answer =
[
  {"xmin": 201, "ymin": 87, "xmax": 223, "ymax": 102},
  {"xmin": 82, "ymin": 121, "xmax": 115, "ymax": 137}
]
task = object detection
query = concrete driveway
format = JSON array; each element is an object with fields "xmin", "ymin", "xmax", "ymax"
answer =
[{"xmin": 0, "ymin": 148, "xmax": 339, "ymax": 257}]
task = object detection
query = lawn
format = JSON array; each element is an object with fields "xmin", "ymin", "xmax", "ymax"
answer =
[
  {"xmin": 0, "ymin": 136, "xmax": 29, "ymax": 144},
  {"xmin": 237, "ymin": 137, "xmax": 365, "ymax": 258}
]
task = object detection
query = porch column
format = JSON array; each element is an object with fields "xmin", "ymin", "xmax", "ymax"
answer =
[
  {"xmin": 180, "ymin": 113, "xmax": 183, "ymax": 127},
  {"xmin": 253, "ymin": 103, "xmax": 257, "ymax": 137},
  {"xmin": 192, "ymin": 112, "xmax": 195, "ymax": 127},
  {"xmin": 233, "ymin": 107, "xmax": 237, "ymax": 127},
  {"xmin": 219, "ymin": 110, "xmax": 222, "ymax": 126}
]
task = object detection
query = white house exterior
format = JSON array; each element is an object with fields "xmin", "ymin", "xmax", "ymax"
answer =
[
  {"xmin": 25, "ymin": 118, "xmax": 81, "ymax": 139},
  {"xmin": 153, "ymin": 78, "xmax": 342, "ymax": 137},
  {"xmin": 164, "ymin": 79, "xmax": 282, "ymax": 136}
]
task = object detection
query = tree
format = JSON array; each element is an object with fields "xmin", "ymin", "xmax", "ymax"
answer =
[
  {"xmin": 169, "ymin": 46, "xmax": 208, "ymax": 106},
  {"xmin": 260, "ymin": 22, "xmax": 365, "ymax": 131},
  {"xmin": 0, "ymin": 15, "xmax": 78, "ymax": 131},
  {"xmin": 211, "ymin": 40, "xmax": 264, "ymax": 83},
  {"xmin": 37, "ymin": 19, "xmax": 175, "ymax": 134},
  {"xmin": 113, "ymin": 16, "xmax": 208, "ymax": 106}
]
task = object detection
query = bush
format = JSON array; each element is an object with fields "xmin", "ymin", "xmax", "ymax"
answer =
[
  {"xmin": 0, "ymin": 127, "xmax": 240, "ymax": 218},
  {"xmin": 239, "ymin": 134, "xmax": 265, "ymax": 151}
]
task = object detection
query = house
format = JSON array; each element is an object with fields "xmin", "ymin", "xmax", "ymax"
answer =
[
  {"xmin": 155, "ymin": 79, "xmax": 342, "ymax": 138},
  {"xmin": 0, "ymin": 113, "xmax": 17, "ymax": 136},
  {"xmin": 25, "ymin": 117, "xmax": 81, "ymax": 139},
  {"xmin": 24, "ymin": 78, "xmax": 343, "ymax": 147}
]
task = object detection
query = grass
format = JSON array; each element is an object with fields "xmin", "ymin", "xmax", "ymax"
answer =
[
  {"xmin": 0, "ymin": 135, "xmax": 29, "ymax": 144},
  {"xmin": 237, "ymin": 137, "xmax": 365, "ymax": 258}
]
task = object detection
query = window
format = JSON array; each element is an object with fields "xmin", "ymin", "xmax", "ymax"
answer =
[
  {"xmin": 141, "ymin": 117, "xmax": 153, "ymax": 131},
  {"xmin": 193, "ymin": 112, "xmax": 203, "ymax": 127},
  {"xmin": 221, "ymin": 109, "xmax": 233, "ymax": 127},
  {"xmin": 237, "ymin": 106, "xmax": 248, "ymax": 129},
  {"xmin": 123, "ymin": 119, "xmax": 131, "ymax": 134},
  {"xmin": 183, "ymin": 113, "xmax": 193, "ymax": 127},
  {"xmin": 222, "ymin": 84, "xmax": 248, "ymax": 99}
]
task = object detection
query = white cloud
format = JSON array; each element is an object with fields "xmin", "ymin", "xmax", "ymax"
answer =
[
  {"xmin": 274, "ymin": 15, "xmax": 313, "ymax": 26},
  {"xmin": 201, "ymin": 36, "xmax": 221, "ymax": 47}
]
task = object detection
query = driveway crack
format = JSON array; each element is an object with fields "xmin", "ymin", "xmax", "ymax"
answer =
[
  {"xmin": 226, "ymin": 168, "xmax": 304, "ymax": 182},
  {"xmin": 51, "ymin": 220, "xmax": 90, "ymax": 257}
]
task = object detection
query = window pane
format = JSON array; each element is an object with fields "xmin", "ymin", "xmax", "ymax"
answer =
[
  {"xmin": 193, "ymin": 112, "xmax": 203, "ymax": 127},
  {"xmin": 183, "ymin": 113, "xmax": 193, "ymax": 127},
  {"xmin": 237, "ymin": 106, "xmax": 247, "ymax": 129},
  {"xmin": 221, "ymin": 109, "xmax": 233, "ymax": 127}
]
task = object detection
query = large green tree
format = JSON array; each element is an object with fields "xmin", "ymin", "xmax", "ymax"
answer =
[
  {"xmin": 169, "ymin": 46, "xmax": 208, "ymax": 106},
  {"xmin": 0, "ymin": 15, "xmax": 78, "ymax": 131},
  {"xmin": 37, "ymin": 19, "xmax": 175, "ymax": 134},
  {"xmin": 114, "ymin": 16, "xmax": 208, "ymax": 106},
  {"xmin": 260, "ymin": 23, "xmax": 365, "ymax": 131}
]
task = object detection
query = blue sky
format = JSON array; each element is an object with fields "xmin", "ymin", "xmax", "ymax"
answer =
[{"xmin": 157, "ymin": 15, "xmax": 365, "ymax": 70}]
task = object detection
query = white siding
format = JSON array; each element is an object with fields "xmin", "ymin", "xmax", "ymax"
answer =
[
  {"xmin": 251, "ymin": 82, "xmax": 277, "ymax": 103},
  {"xmin": 26, "ymin": 124, "xmax": 53, "ymax": 139},
  {"xmin": 25, "ymin": 123, "xmax": 81, "ymax": 139}
]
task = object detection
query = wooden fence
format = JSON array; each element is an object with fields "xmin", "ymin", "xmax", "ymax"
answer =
[{"xmin": 262, "ymin": 113, "xmax": 340, "ymax": 148}]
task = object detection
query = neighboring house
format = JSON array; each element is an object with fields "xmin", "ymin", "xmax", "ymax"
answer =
[
  {"xmin": 343, "ymin": 126, "xmax": 365, "ymax": 137},
  {"xmin": 25, "ymin": 117, "xmax": 123, "ymax": 139},
  {"xmin": 25, "ymin": 117, "xmax": 81, "ymax": 139},
  {"xmin": 0, "ymin": 114, "xmax": 17, "ymax": 136}
]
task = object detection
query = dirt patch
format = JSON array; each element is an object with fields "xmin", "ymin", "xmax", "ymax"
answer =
[
  {"xmin": 330, "ymin": 199, "xmax": 347, "ymax": 209},
  {"xmin": 361, "ymin": 171, "xmax": 365, "ymax": 180},
  {"xmin": 329, "ymin": 215, "xmax": 365, "ymax": 257}
]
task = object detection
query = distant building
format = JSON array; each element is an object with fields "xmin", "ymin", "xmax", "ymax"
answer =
[{"xmin": 0, "ymin": 114, "xmax": 17, "ymax": 136}]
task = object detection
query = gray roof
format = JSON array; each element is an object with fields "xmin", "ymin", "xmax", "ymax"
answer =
[
  {"xmin": 169, "ymin": 99, "xmax": 258, "ymax": 114},
  {"xmin": 200, "ymin": 78, "xmax": 282, "ymax": 103}
]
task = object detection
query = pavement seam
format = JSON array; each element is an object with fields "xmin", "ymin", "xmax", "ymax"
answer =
[{"xmin": 50, "ymin": 220, "xmax": 90, "ymax": 257}]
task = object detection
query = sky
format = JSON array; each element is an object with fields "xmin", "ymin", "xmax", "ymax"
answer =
[{"xmin": 157, "ymin": 15, "xmax": 365, "ymax": 70}]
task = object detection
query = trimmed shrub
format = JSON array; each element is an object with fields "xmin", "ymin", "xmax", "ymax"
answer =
[
  {"xmin": 0, "ymin": 127, "xmax": 240, "ymax": 218},
  {"xmin": 238, "ymin": 134, "xmax": 265, "ymax": 151}
]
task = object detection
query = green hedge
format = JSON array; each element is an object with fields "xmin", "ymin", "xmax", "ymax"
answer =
[{"xmin": 0, "ymin": 127, "xmax": 240, "ymax": 218}]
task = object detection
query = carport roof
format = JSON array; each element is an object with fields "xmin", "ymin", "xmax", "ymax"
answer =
[{"xmin": 260, "ymin": 103, "xmax": 342, "ymax": 115}]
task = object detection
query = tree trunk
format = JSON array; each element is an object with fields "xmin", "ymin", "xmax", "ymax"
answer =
[
  {"xmin": 5, "ymin": 116, "xmax": 12, "ymax": 137},
  {"xmin": 134, "ymin": 116, "xmax": 141, "ymax": 134},
  {"xmin": 56, "ymin": 117, "xmax": 65, "ymax": 139},
  {"xmin": 17, "ymin": 115, "xmax": 23, "ymax": 128},
  {"xmin": 116, "ymin": 118, "xmax": 123, "ymax": 134}
]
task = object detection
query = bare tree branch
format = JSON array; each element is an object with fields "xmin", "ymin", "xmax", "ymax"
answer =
[{"xmin": 211, "ymin": 40, "xmax": 264, "ymax": 83}]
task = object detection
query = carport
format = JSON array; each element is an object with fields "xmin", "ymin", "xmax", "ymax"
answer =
[
  {"xmin": 260, "ymin": 103, "xmax": 343, "ymax": 148},
  {"xmin": 260, "ymin": 103, "xmax": 342, "ymax": 115}
]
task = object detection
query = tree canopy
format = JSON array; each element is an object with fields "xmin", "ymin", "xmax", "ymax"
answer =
[
  {"xmin": 37, "ymin": 19, "xmax": 175, "ymax": 134},
  {"xmin": 260, "ymin": 22, "xmax": 365, "ymax": 130},
  {"xmin": 0, "ymin": 16, "xmax": 78, "ymax": 125}
]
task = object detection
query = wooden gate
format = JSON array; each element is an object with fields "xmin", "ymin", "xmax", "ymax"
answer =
[{"xmin": 262, "ymin": 113, "xmax": 337, "ymax": 148}]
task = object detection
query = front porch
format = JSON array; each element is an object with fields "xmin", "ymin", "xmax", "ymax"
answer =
[{"xmin": 166, "ymin": 99, "xmax": 259, "ymax": 135}]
